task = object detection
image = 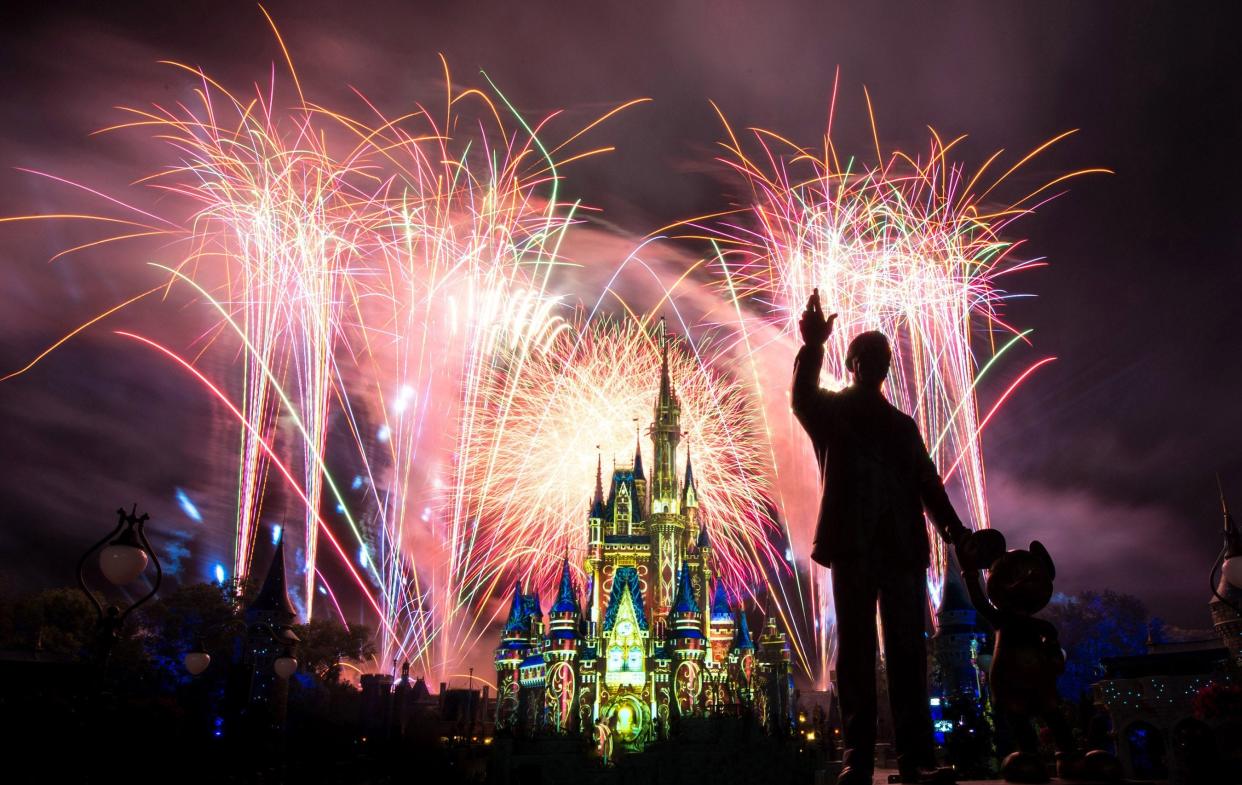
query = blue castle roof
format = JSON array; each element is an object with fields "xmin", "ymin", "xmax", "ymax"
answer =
[
  {"xmin": 672, "ymin": 563, "xmax": 700, "ymax": 614},
  {"xmin": 603, "ymin": 566, "xmax": 648, "ymax": 632},
  {"xmin": 734, "ymin": 611, "xmax": 755, "ymax": 650},
  {"xmin": 522, "ymin": 591, "xmax": 541, "ymax": 621},
  {"xmin": 604, "ymin": 470, "xmax": 644, "ymax": 522},
  {"xmin": 710, "ymin": 581, "xmax": 733, "ymax": 623},
  {"xmin": 503, "ymin": 580, "xmax": 527, "ymax": 635},
  {"xmin": 551, "ymin": 559, "xmax": 580, "ymax": 614},
  {"xmin": 632, "ymin": 431, "xmax": 645, "ymax": 480}
]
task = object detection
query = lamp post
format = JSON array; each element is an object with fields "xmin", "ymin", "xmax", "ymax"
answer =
[
  {"xmin": 76, "ymin": 504, "xmax": 162, "ymax": 669},
  {"xmin": 183, "ymin": 623, "xmax": 298, "ymax": 680}
]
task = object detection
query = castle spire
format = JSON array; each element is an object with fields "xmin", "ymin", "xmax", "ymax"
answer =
[
  {"xmin": 672, "ymin": 563, "xmax": 700, "ymax": 614},
  {"xmin": 650, "ymin": 318, "xmax": 682, "ymax": 513},
  {"xmin": 659, "ymin": 316, "xmax": 672, "ymax": 408},
  {"xmin": 250, "ymin": 529, "xmax": 296, "ymax": 620},
  {"xmin": 595, "ymin": 452, "xmax": 604, "ymax": 505},
  {"xmin": 632, "ymin": 424, "xmax": 645, "ymax": 481},
  {"xmin": 710, "ymin": 580, "xmax": 732, "ymax": 623},
  {"xmin": 683, "ymin": 446, "xmax": 699, "ymax": 511},
  {"xmin": 591, "ymin": 451, "xmax": 606, "ymax": 518},
  {"xmin": 552, "ymin": 557, "xmax": 580, "ymax": 614},
  {"xmin": 734, "ymin": 610, "xmax": 755, "ymax": 650},
  {"xmin": 503, "ymin": 580, "xmax": 526, "ymax": 634}
]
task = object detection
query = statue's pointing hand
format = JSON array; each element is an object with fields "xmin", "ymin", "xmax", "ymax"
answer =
[{"xmin": 799, "ymin": 288, "xmax": 837, "ymax": 346}]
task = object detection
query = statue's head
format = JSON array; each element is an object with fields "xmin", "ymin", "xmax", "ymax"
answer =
[
  {"xmin": 845, "ymin": 331, "xmax": 891, "ymax": 389},
  {"xmin": 986, "ymin": 540, "xmax": 1056, "ymax": 616}
]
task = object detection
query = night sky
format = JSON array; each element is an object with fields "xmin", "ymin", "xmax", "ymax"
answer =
[{"xmin": 1, "ymin": 1, "xmax": 1239, "ymax": 636}]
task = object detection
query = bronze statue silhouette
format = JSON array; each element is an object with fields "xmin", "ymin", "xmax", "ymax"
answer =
[
  {"xmin": 792, "ymin": 290, "xmax": 968, "ymax": 785},
  {"xmin": 958, "ymin": 530, "xmax": 1122, "ymax": 783}
]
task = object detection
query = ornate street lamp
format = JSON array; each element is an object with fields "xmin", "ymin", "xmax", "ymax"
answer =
[{"xmin": 77, "ymin": 504, "xmax": 162, "ymax": 666}]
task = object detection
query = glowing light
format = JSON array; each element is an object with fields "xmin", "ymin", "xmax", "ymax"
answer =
[
  {"xmin": 616, "ymin": 705, "xmax": 633, "ymax": 735},
  {"xmin": 271, "ymin": 524, "xmax": 282, "ymax": 545},
  {"xmin": 214, "ymin": 564, "xmax": 226, "ymax": 584},
  {"xmin": 175, "ymin": 488, "xmax": 202, "ymax": 523}
]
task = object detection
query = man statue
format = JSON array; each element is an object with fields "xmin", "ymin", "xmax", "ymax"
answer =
[{"xmin": 792, "ymin": 290, "xmax": 969, "ymax": 785}]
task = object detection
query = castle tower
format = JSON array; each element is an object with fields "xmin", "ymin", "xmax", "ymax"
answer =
[
  {"xmin": 757, "ymin": 617, "xmax": 795, "ymax": 735},
  {"xmin": 242, "ymin": 533, "xmax": 300, "ymax": 733},
  {"xmin": 933, "ymin": 556, "xmax": 988, "ymax": 699},
  {"xmin": 651, "ymin": 323, "xmax": 682, "ymax": 515},
  {"xmin": 649, "ymin": 326, "xmax": 685, "ymax": 614},
  {"xmin": 731, "ymin": 611, "xmax": 757, "ymax": 706},
  {"xmin": 632, "ymin": 429, "xmax": 648, "ymax": 528},
  {"xmin": 682, "ymin": 448, "xmax": 700, "ymax": 542},
  {"xmin": 1210, "ymin": 487, "xmax": 1242, "ymax": 664},
  {"xmin": 544, "ymin": 559, "xmax": 582, "ymax": 733},
  {"xmin": 587, "ymin": 455, "xmax": 605, "ymax": 625},
  {"xmin": 707, "ymin": 580, "xmax": 736, "ymax": 664},
  {"xmin": 494, "ymin": 581, "xmax": 528, "ymax": 731},
  {"xmin": 669, "ymin": 564, "xmax": 705, "ymax": 716}
]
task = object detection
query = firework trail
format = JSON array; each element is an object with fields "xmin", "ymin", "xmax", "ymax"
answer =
[{"xmin": 335, "ymin": 66, "xmax": 613, "ymax": 669}]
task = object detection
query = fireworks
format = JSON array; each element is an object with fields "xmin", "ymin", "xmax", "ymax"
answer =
[
  {"xmin": 447, "ymin": 317, "xmax": 783, "ymax": 651},
  {"xmin": 2, "ymin": 16, "xmax": 1092, "ymax": 688},
  {"xmin": 1, "ymin": 31, "xmax": 620, "ymax": 674},
  {"xmin": 686, "ymin": 93, "xmax": 1103, "ymax": 685}
]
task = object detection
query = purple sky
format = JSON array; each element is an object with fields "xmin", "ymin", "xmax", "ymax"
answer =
[{"xmin": 1, "ymin": 1, "xmax": 1239, "ymax": 634}]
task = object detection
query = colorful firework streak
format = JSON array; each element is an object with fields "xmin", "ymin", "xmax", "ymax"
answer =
[{"xmin": 679, "ymin": 89, "xmax": 1105, "ymax": 685}]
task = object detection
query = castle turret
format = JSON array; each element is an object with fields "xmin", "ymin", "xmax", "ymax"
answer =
[
  {"xmin": 730, "ymin": 611, "xmax": 757, "ymax": 706},
  {"xmin": 669, "ymin": 564, "xmax": 705, "ymax": 716},
  {"xmin": 495, "ymin": 581, "xmax": 528, "ymax": 730},
  {"xmin": 682, "ymin": 448, "xmax": 700, "ymax": 542},
  {"xmin": 756, "ymin": 617, "xmax": 795, "ymax": 735},
  {"xmin": 545, "ymin": 559, "xmax": 582, "ymax": 733},
  {"xmin": 933, "ymin": 555, "xmax": 988, "ymax": 699},
  {"xmin": 589, "ymin": 454, "xmax": 605, "ymax": 544},
  {"xmin": 242, "ymin": 533, "xmax": 300, "ymax": 734},
  {"xmin": 649, "ymin": 326, "xmax": 685, "ymax": 614},
  {"xmin": 632, "ymin": 428, "xmax": 647, "ymax": 524},
  {"xmin": 696, "ymin": 520, "xmax": 714, "ymax": 639},
  {"xmin": 707, "ymin": 580, "xmax": 735, "ymax": 663},
  {"xmin": 651, "ymin": 323, "xmax": 682, "ymax": 515},
  {"xmin": 587, "ymin": 456, "xmax": 605, "ymax": 628}
]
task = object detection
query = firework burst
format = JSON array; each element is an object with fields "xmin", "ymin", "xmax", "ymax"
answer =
[
  {"xmin": 683, "ymin": 90, "xmax": 1104, "ymax": 685},
  {"xmin": 447, "ymin": 316, "xmax": 783, "ymax": 647}
]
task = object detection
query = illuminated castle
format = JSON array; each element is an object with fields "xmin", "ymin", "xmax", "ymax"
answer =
[{"xmin": 494, "ymin": 330, "xmax": 794, "ymax": 750}]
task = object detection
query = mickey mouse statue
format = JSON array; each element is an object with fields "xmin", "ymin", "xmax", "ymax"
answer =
[{"xmin": 957, "ymin": 529, "xmax": 1121, "ymax": 783}]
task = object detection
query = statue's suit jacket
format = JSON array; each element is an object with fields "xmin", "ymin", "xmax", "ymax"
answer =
[{"xmin": 792, "ymin": 344, "xmax": 965, "ymax": 569}]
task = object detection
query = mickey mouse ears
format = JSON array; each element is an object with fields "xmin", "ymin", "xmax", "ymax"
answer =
[{"xmin": 1030, "ymin": 540, "xmax": 1056, "ymax": 580}]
